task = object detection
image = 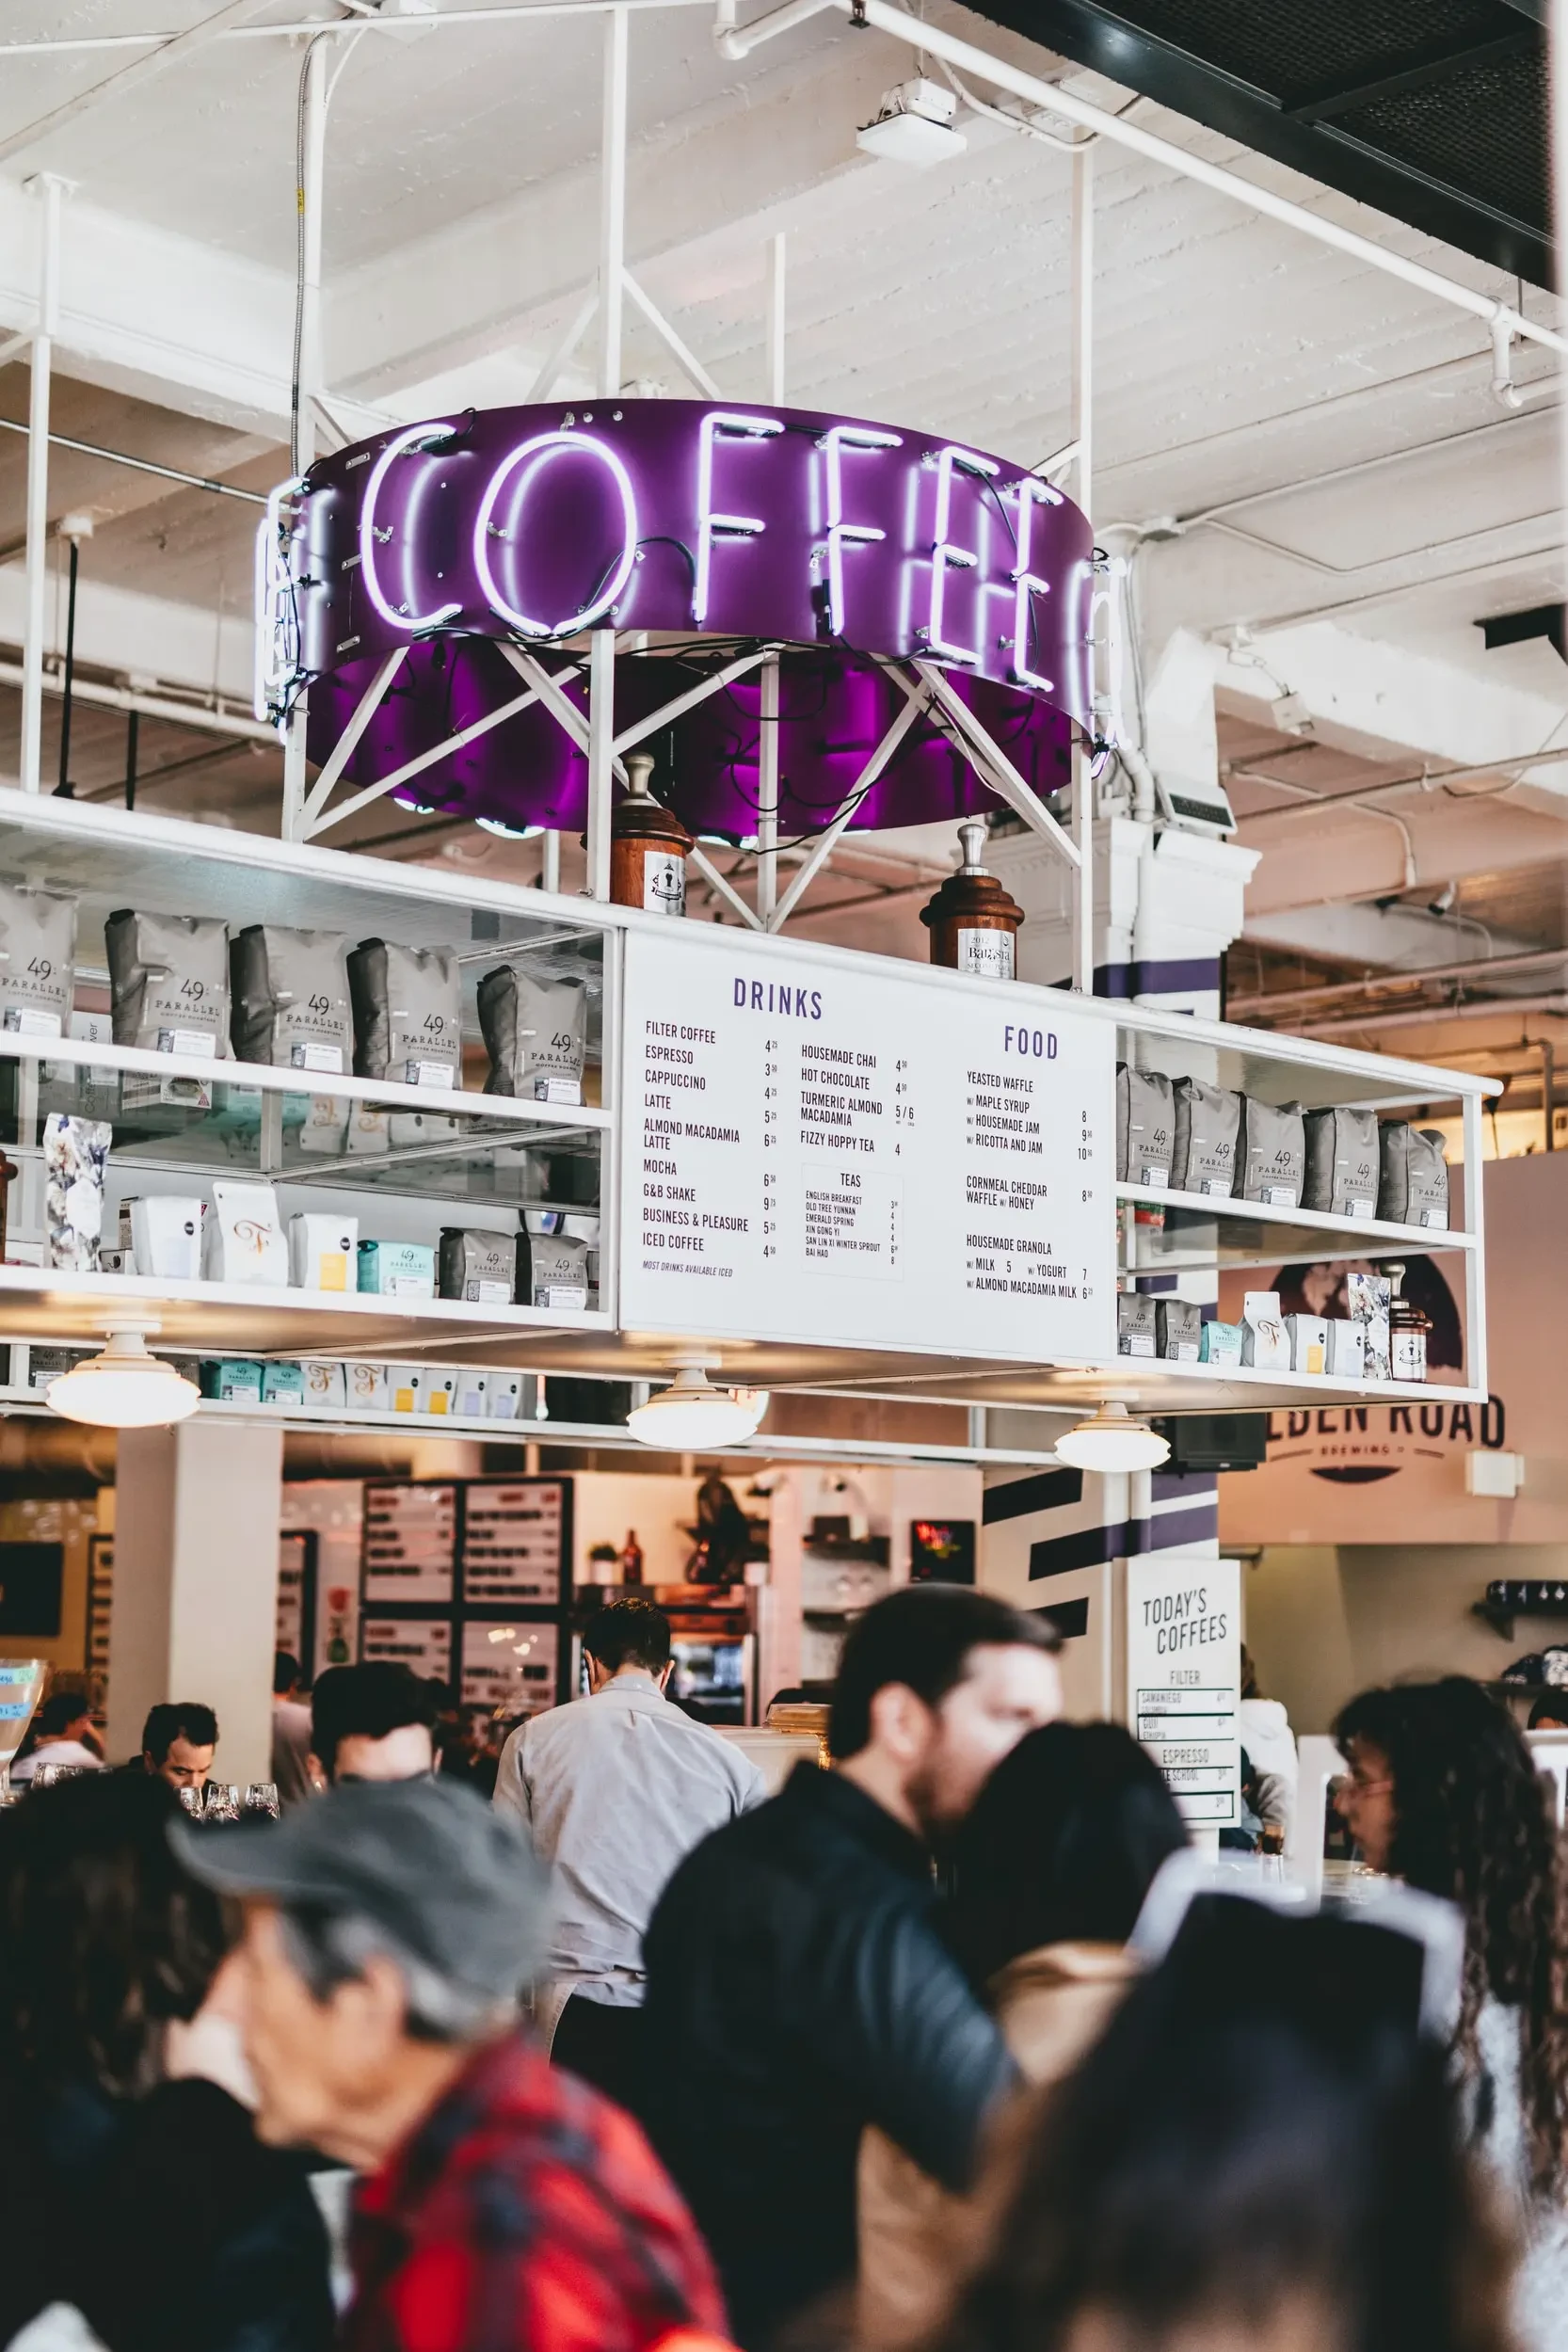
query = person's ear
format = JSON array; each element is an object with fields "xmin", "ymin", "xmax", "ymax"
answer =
[
  {"xmin": 658, "ymin": 1660, "xmax": 675, "ymax": 1691},
  {"xmin": 866, "ymin": 1682, "xmax": 933, "ymax": 1768},
  {"xmin": 329, "ymin": 1953, "xmax": 412, "ymax": 2063}
]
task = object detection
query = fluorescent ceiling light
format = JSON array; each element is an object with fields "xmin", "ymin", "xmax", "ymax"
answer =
[
  {"xmin": 1055, "ymin": 1401, "xmax": 1170, "ymax": 1474},
  {"xmin": 48, "ymin": 1327, "xmax": 200, "ymax": 1430},
  {"xmin": 857, "ymin": 78, "xmax": 968, "ymax": 168},
  {"xmin": 627, "ymin": 1367, "xmax": 768, "ymax": 1451}
]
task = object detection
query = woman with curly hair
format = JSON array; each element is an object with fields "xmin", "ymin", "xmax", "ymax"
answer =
[{"xmin": 1336, "ymin": 1676, "xmax": 1568, "ymax": 2350}]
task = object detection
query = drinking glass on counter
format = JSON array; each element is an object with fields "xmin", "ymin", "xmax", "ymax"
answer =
[
  {"xmin": 203, "ymin": 1784, "xmax": 241, "ymax": 1823},
  {"xmin": 243, "ymin": 1782, "xmax": 280, "ymax": 1819}
]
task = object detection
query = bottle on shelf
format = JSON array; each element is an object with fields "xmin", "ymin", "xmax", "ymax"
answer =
[
  {"xmin": 1386, "ymin": 1262, "xmax": 1432, "ymax": 1384},
  {"xmin": 620, "ymin": 1528, "xmax": 644, "ymax": 1586},
  {"xmin": 609, "ymin": 754, "xmax": 691, "ymax": 917},
  {"xmin": 920, "ymin": 821, "xmax": 1024, "ymax": 979}
]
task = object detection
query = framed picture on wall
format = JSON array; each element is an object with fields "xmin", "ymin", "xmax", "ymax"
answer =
[{"xmin": 909, "ymin": 1519, "xmax": 976, "ymax": 1586}]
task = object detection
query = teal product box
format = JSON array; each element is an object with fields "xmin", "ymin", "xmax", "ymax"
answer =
[
  {"xmin": 261, "ymin": 1362, "xmax": 307, "ymax": 1408},
  {"xmin": 1198, "ymin": 1320, "xmax": 1243, "ymax": 1366},
  {"xmin": 356, "ymin": 1240, "xmax": 437, "ymax": 1299},
  {"xmin": 200, "ymin": 1357, "xmax": 264, "ymax": 1401}
]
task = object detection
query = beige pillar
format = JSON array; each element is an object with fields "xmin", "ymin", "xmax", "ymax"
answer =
[{"xmin": 107, "ymin": 1420, "xmax": 286, "ymax": 1783}]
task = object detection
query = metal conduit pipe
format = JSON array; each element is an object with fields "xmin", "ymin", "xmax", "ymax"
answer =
[
  {"xmin": 0, "ymin": 659, "xmax": 275, "ymax": 745},
  {"xmin": 713, "ymin": 0, "xmax": 836, "ymax": 57},
  {"xmin": 1228, "ymin": 946, "xmax": 1568, "ymax": 1022},
  {"xmin": 0, "ymin": 415, "xmax": 268, "ymax": 505},
  {"xmin": 1296, "ymin": 995, "xmax": 1568, "ymax": 1039}
]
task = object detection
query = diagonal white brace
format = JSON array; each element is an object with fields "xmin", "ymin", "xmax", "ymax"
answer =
[
  {"xmin": 301, "ymin": 646, "xmax": 408, "ymax": 827},
  {"xmin": 621, "ymin": 270, "xmax": 723, "ymax": 400},
  {"xmin": 913, "ymin": 661, "xmax": 1081, "ymax": 868},
  {"xmin": 0, "ymin": 331, "xmax": 34, "ymax": 372},
  {"xmin": 767, "ymin": 687, "xmax": 930, "ymax": 932},
  {"xmin": 498, "ymin": 640, "xmax": 629, "ymax": 785},
  {"xmin": 688, "ymin": 843, "xmax": 766, "ymax": 930},
  {"xmin": 300, "ymin": 666, "xmax": 579, "ymax": 840},
  {"xmin": 612, "ymin": 647, "xmax": 770, "ymax": 757},
  {"xmin": 528, "ymin": 286, "xmax": 600, "ymax": 403}
]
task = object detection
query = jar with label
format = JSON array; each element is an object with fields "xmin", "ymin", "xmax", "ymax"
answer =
[
  {"xmin": 919, "ymin": 822, "xmax": 1024, "ymax": 977},
  {"xmin": 1386, "ymin": 1261, "xmax": 1431, "ymax": 1384},
  {"xmin": 609, "ymin": 753, "xmax": 691, "ymax": 917}
]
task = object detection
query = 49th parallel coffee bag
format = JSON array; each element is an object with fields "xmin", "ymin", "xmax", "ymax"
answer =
[
  {"xmin": 231, "ymin": 924, "xmax": 354, "ymax": 1075},
  {"xmin": 0, "ymin": 879, "xmax": 77, "ymax": 1039},
  {"xmin": 347, "ymin": 940, "xmax": 461, "ymax": 1089},
  {"xmin": 106, "ymin": 910, "xmax": 232, "ymax": 1058},
  {"xmin": 438, "ymin": 1227, "xmax": 519, "ymax": 1306},
  {"xmin": 1237, "ymin": 1097, "xmax": 1306, "ymax": 1208},
  {"xmin": 1302, "ymin": 1106, "xmax": 1380, "ymax": 1219},
  {"xmin": 1116, "ymin": 1064, "xmax": 1175, "ymax": 1189},
  {"xmin": 1170, "ymin": 1077, "xmax": 1240, "ymax": 1197},
  {"xmin": 1378, "ymin": 1122, "xmax": 1450, "ymax": 1230},
  {"xmin": 477, "ymin": 966, "xmax": 588, "ymax": 1104}
]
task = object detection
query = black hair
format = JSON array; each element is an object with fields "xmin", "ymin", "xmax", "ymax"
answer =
[
  {"xmin": 33, "ymin": 1690, "xmax": 92, "ymax": 1741},
  {"xmin": 1335, "ymin": 1676, "xmax": 1568, "ymax": 2193},
  {"xmin": 583, "ymin": 1598, "xmax": 671, "ymax": 1676},
  {"xmin": 310, "ymin": 1663, "xmax": 440, "ymax": 1783},
  {"xmin": 947, "ymin": 1721, "xmax": 1188, "ymax": 1987},
  {"xmin": 140, "ymin": 1701, "xmax": 218, "ymax": 1765},
  {"xmin": 0, "ymin": 1773, "xmax": 226, "ymax": 2102},
  {"xmin": 937, "ymin": 1896, "xmax": 1511, "ymax": 2352},
  {"xmin": 829, "ymin": 1587, "xmax": 1061, "ymax": 1762},
  {"xmin": 273, "ymin": 1651, "xmax": 302, "ymax": 1698}
]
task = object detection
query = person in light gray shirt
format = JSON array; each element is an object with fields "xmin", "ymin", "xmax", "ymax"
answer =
[{"xmin": 494, "ymin": 1595, "xmax": 765, "ymax": 2109}]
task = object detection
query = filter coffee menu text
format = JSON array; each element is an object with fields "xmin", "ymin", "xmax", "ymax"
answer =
[{"xmin": 621, "ymin": 935, "xmax": 1114, "ymax": 1361}]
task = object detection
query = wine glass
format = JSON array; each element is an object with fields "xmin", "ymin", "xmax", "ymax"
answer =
[
  {"xmin": 242, "ymin": 1782, "xmax": 280, "ymax": 1819},
  {"xmin": 203, "ymin": 1784, "xmax": 241, "ymax": 1823}
]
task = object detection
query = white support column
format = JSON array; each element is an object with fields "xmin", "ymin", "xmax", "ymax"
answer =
[
  {"xmin": 585, "ymin": 4, "xmax": 629, "ymax": 901},
  {"xmin": 106, "ymin": 1419, "xmax": 286, "ymax": 1784},
  {"xmin": 20, "ymin": 174, "xmax": 65, "ymax": 798},
  {"xmin": 757, "ymin": 233, "xmax": 786, "ymax": 920},
  {"xmin": 1070, "ymin": 139, "xmax": 1095, "ymax": 993},
  {"xmin": 764, "ymin": 231, "xmax": 786, "ymax": 406},
  {"xmin": 282, "ymin": 37, "xmax": 328, "ymax": 841}
]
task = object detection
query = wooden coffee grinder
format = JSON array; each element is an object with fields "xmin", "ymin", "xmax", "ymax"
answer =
[
  {"xmin": 609, "ymin": 753, "xmax": 691, "ymax": 916},
  {"xmin": 920, "ymin": 821, "xmax": 1024, "ymax": 979}
]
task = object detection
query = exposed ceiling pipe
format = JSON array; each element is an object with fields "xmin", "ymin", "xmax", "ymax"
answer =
[
  {"xmin": 0, "ymin": 415, "xmax": 269, "ymax": 506},
  {"xmin": 1297, "ymin": 995, "xmax": 1568, "ymax": 1038},
  {"xmin": 0, "ymin": 0, "xmax": 715, "ymax": 55},
  {"xmin": 1231, "ymin": 742, "xmax": 1568, "ymax": 824},
  {"xmin": 1230, "ymin": 944, "xmax": 1568, "ymax": 1021},
  {"xmin": 0, "ymin": 660, "xmax": 274, "ymax": 745},
  {"xmin": 713, "ymin": 0, "xmax": 836, "ymax": 58},
  {"xmin": 0, "ymin": 0, "xmax": 285, "ymax": 167}
]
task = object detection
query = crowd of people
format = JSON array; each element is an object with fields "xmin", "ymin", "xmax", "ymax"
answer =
[{"xmin": 1, "ymin": 1588, "xmax": 1566, "ymax": 2352}]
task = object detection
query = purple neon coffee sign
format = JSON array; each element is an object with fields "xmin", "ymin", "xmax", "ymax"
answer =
[{"xmin": 269, "ymin": 399, "xmax": 1097, "ymax": 726}]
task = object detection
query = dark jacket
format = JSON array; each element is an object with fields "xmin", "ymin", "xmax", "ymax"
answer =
[{"xmin": 641, "ymin": 1764, "xmax": 1015, "ymax": 2349}]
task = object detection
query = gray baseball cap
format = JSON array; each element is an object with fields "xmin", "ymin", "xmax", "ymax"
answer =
[{"xmin": 171, "ymin": 1775, "xmax": 552, "ymax": 1998}]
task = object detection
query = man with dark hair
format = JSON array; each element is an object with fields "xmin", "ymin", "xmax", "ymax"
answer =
[
  {"xmin": 271, "ymin": 1651, "xmax": 314, "ymax": 1809},
  {"xmin": 642, "ymin": 1585, "xmax": 1063, "ymax": 2346},
  {"xmin": 141, "ymin": 1700, "xmax": 218, "ymax": 1795},
  {"xmin": 182, "ymin": 1776, "xmax": 727, "ymax": 2352},
  {"xmin": 494, "ymin": 1597, "xmax": 763, "ymax": 2108},
  {"xmin": 12, "ymin": 1688, "xmax": 103, "ymax": 1784},
  {"xmin": 309, "ymin": 1661, "xmax": 439, "ymax": 1787}
]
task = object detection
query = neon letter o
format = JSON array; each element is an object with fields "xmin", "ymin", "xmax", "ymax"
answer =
[{"xmin": 472, "ymin": 432, "xmax": 638, "ymax": 639}]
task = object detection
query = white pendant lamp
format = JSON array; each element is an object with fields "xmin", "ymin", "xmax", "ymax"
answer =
[
  {"xmin": 1054, "ymin": 1400, "xmax": 1170, "ymax": 1473},
  {"xmin": 47, "ymin": 1325, "xmax": 200, "ymax": 1430},
  {"xmin": 627, "ymin": 1366, "xmax": 768, "ymax": 1450}
]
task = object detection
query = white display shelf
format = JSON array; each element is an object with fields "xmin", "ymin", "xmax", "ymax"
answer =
[
  {"xmin": 804, "ymin": 1353, "xmax": 1488, "ymax": 1414},
  {"xmin": 1116, "ymin": 1183, "xmax": 1472, "ymax": 1271}
]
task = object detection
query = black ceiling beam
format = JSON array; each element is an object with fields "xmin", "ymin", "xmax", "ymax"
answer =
[
  {"xmin": 966, "ymin": 0, "xmax": 1553, "ymax": 288},
  {"xmin": 1286, "ymin": 25, "xmax": 1537, "ymax": 123},
  {"xmin": 1479, "ymin": 604, "xmax": 1567, "ymax": 662}
]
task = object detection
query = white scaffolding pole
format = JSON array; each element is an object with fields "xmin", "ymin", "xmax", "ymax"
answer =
[
  {"xmin": 585, "ymin": 2, "xmax": 629, "ymax": 902},
  {"xmin": 1071, "ymin": 139, "xmax": 1095, "ymax": 994},
  {"xmin": 20, "ymin": 174, "xmax": 65, "ymax": 797},
  {"xmin": 755, "ymin": 232, "xmax": 786, "ymax": 921},
  {"xmin": 282, "ymin": 36, "xmax": 328, "ymax": 842}
]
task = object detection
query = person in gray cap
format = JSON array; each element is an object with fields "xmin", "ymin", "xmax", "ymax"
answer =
[{"xmin": 176, "ymin": 1775, "xmax": 728, "ymax": 2352}]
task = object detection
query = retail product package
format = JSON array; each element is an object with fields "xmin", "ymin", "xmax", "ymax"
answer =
[
  {"xmin": 105, "ymin": 909, "xmax": 232, "ymax": 1059},
  {"xmin": 27, "ymin": 1346, "xmax": 84, "ymax": 1392},
  {"xmin": 1115, "ymin": 1064, "xmax": 1175, "ymax": 1188},
  {"xmin": 1325, "ymin": 1320, "xmax": 1366, "ymax": 1379},
  {"xmin": 357, "ymin": 1240, "xmax": 436, "ymax": 1299},
  {"xmin": 288, "ymin": 1213, "xmax": 358, "ymax": 1292},
  {"xmin": 1303, "ymin": 1106, "xmax": 1380, "ymax": 1219},
  {"xmin": 123, "ymin": 1194, "xmax": 203, "ymax": 1283},
  {"xmin": 387, "ymin": 1364, "xmax": 456, "ymax": 1415},
  {"xmin": 487, "ymin": 1371, "xmax": 525, "ymax": 1420},
  {"xmin": 204, "ymin": 1180, "xmax": 289, "ymax": 1288},
  {"xmin": 388, "ymin": 1110, "xmax": 461, "ymax": 1150},
  {"xmin": 477, "ymin": 966, "xmax": 588, "ymax": 1104},
  {"xmin": 300, "ymin": 1359, "xmax": 347, "ymax": 1410},
  {"xmin": 347, "ymin": 940, "xmax": 461, "ymax": 1089},
  {"xmin": 1237, "ymin": 1098, "xmax": 1306, "ymax": 1208},
  {"xmin": 230, "ymin": 924, "xmax": 354, "ymax": 1074},
  {"xmin": 261, "ymin": 1362, "xmax": 306, "ymax": 1409},
  {"xmin": 1157, "ymin": 1299, "xmax": 1203, "ymax": 1361},
  {"xmin": 1284, "ymin": 1313, "xmax": 1330, "ymax": 1375},
  {"xmin": 519, "ymin": 1210, "xmax": 592, "ymax": 1311},
  {"xmin": 1116, "ymin": 1293, "xmax": 1157, "ymax": 1358},
  {"xmin": 439, "ymin": 1227, "xmax": 518, "ymax": 1306},
  {"xmin": 344, "ymin": 1360, "xmax": 390, "ymax": 1416},
  {"xmin": 0, "ymin": 879, "xmax": 77, "ymax": 1039},
  {"xmin": 200, "ymin": 1358, "xmax": 264, "ymax": 1402},
  {"xmin": 43, "ymin": 1114, "xmax": 110, "ymax": 1271},
  {"xmin": 1199, "ymin": 1319, "xmax": 1243, "ymax": 1366},
  {"xmin": 454, "ymin": 1369, "xmax": 490, "ymax": 1419},
  {"xmin": 1378, "ymin": 1123, "xmax": 1450, "ymax": 1229},
  {"xmin": 1170, "ymin": 1078, "xmax": 1240, "ymax": 1197},
  {"xmin": 1345, "ymin": 1272, "xmax": 1392, "ymax": 1383},
  {"xmin": 535, "ymin": 1149, "xmax": 600, "ymax": 1208},
  {"xmin": 1240, "ymin": 1289, "xmax": 1290, "ymax": 1370},
  {"xmin": 333, "ymin": 1105, "xmax": 388, "ymax": 1157}
]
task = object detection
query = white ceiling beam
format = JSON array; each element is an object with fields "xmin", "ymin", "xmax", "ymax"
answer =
[
  {"xmin": 0, "ymin": 0, "xmax": 291, "ymax": 170},
  {"xmin": 0, "ymin": 563, "xmax": 256, "ymax": 707}
]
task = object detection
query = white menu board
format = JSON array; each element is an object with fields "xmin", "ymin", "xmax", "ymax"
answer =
[
  {"xmin": 461, "ymin": 1621, "xmax": 559, "ymax": 1717},
  {"xmin": 362, "ymin": 1482, "xmax": 457, "ymax": 1606},
  {"xmin": 360, "ymin": 1616, "xmax": 453, "ymax": 1682},
  {"xmin": 1126, "ymin": 1554, "xmax": 1240, "ymax": 1828},
  {"xmin": 461, "ymin": 1481, "xmax": 566, "ymax": 1608},
  {"xmin": 619, "ymin": 932, "xmax": 1114, "ymax": 1359}
]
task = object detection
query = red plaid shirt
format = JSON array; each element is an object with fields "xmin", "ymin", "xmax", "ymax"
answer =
[{"xmin": 345, "ymin": 2032, "xmax": 728, "ymax": 2352}]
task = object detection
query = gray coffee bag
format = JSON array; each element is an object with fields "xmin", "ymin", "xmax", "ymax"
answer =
[
  {"xmin": 105, "ymin": 909, "xmax": 231, "ymax": 1056},
  {"xmin": 1237, "ymin": 1096, "xmax": 1306, "ymax": 1207},
  {"xmin": 477, "ymin": 966, "xmax": 587, "ymax": 1101},
  {"xmin": 439, "ymin": 1227, "xmax": 519, "ymax": 1305},
  {"xmin": 0, "ymin": 878, "xmax": 77, "ymax": 1038},
  {"xmin": 348, "ymin": 940, "xmax": 461, "ymax": 1088},
  {"xmin": 1171, "ymin": 1077, "xmax": 1240, "ymax": 1197},
  {"xmin": 1116, "ymin": 1064, "xmax": 1175, "ymax": 1188},
  {"xmin": 1116, "ymin": 1293, "xmax": 1157, "ymax": 1356},
  {"xmin": 1378, "ymin": 1122, "xmax": 1450, "ymax": 1229},
  {"xmin": 1303, "ymin": 1105, "xmax": 1380, "ymax": 1219},
  {"xmin": 231, "ymin": 924, "xmax": 353, "ymax": 1074},
  {"xmin": 1157, "ymin": 1298, "xmax": 1203, "ymax": 1360}
]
